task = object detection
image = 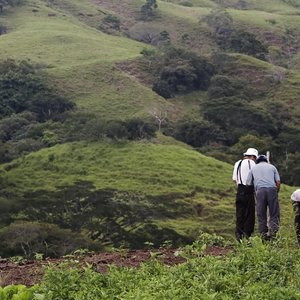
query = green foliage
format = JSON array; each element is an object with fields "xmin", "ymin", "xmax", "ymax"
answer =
[
  {"xmin": 203, "ymin": 9, "xmax": 268, "ymax": 59},
  {"xmin": 231, "ymin": 134, "xmax": 273, "ymax": 158},
  {"xmin": 183, "ymin": 231, "xmax": 226, "ymax": 256},
  {"xmin": 141, "ymin": 0, "xmax": 158, "ymax": 20},
  {"xmin": 152, "ymin": 47, "xmax": 215, "ymax": 98},
  {"xmin": 126, "ymin": 118, "xmax": 156, "ymax": 140},
  {"xmin": 174, "ymin": 119, "xmax": 225, "ymax": 147},
  {"xmin": 35, "ymin": 262, "xmax": 106, "ymax": 300},
  {"xmin": 202, "ymin": 96, "xmax": 278, "ymax": 144},
  {"xmin": 282, "ymin": 0, "xmax": 300, "ymax": 8},
  {"xmin": 6, "ymin": 181, "xmax": 191, "ymax": 250},
  {"xmin": 26, "ymin": 235, "xmax": 300, "ymax": 299},
  {"xmin": 0, "ymin": 285, "xmax": 35, "ymax": 300},
  {"xmin": 207, "ymin": 75, "xmax": 254, "ymax": 100},
  {"xmin": 0, "ymin": 221, "xmax": 92, "ymax": 258},
  {"xmin": 83, "ymin": 118, "xmax": 156, "ymax": 141},
  {"xmin": 100, "ymin": 14, "xmax": 121, "ymax": 33},
  {"xmin": 0, "ymin": 59, "xmax": 74, "ymax": 120},
  {"xmin": 228, "ymin": 30, "xmax": 268, "ymax": 60},
  {"xmin": 203, "ymin": 8, "xmax": 233, "ymax": 42},
  {"xmin": 0, "ymin": 0, "xmax": 24, "ymax": 13}
]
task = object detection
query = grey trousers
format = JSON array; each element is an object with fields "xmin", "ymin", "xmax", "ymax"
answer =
[{"xmin": 256, "ymin": 187, "xmax": 280, "ymax": 238}]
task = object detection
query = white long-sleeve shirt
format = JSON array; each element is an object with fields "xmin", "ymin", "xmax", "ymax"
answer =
[{"xmin": 232, "ymin": 159, "xmax": 256, "ymax": 185}]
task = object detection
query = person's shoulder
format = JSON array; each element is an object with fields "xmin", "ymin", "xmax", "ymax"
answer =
[
  {"xmin": 269, "ymin": 163, "xmax": 278, "ymax": 170},
  {"xmin": 233, "ymin": 159, "xmax": 241, "ymax": 166}
]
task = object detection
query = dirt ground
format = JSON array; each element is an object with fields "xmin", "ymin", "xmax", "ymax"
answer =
[{"xmin": 0, "ymin": 247, "xmax": 230, "ymax": 287}]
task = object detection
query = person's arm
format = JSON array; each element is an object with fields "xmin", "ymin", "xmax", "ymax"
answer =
[
  {"xmin": 274, "ymin": 167, "xmax": 280, "ymax": 192},
  {"xmin": 232, "ymin": 161, "xmax": 238, "ymax": 184}
]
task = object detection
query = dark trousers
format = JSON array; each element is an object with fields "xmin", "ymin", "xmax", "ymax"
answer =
[
  {"xmin": 292, "ymin": 201, "xmax": 300, "ymax": 244},
  {"xmin": 236, "ymin": 185, "xmax": 255, "ymax": 240},
  {"xmin": 256, "ymin": 187, "xmax": 280, "ymax": 239}
]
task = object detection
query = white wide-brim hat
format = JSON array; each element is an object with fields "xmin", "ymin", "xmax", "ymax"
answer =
[{"xmin": 243, "ymin": 148, "xmax": 258, "ymax": 158}]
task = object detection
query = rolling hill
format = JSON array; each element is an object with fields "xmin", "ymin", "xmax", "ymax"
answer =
[{"xmin": 0, "ymin": 0, "xmax": 299, "ymax": 256}]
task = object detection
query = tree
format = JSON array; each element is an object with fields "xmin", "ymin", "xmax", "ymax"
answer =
[
  {"xmin": 0, "ymin": 221, "xmax": 92, "ymax": 258},
  {"xmin": 126, "ymin": 118, "xmax": 156, "ymax": 140},
  {"xmin": 105, "ymin": 120, "xmax": 128, "ymax": 140},
  {"xmin": 140, "ymin": 0, "xmax": 158, "ymax": 20},
  {"xmin": 148, "ymin": 107, "xmax": 168, "ymax": 132},
  {"xmin": 152, "ymin": 47, "xmax": 215, "ymax": 98},
  {"xmin": 100, "ymin": 14, "xmax": 121, "ymax": 33},
  {"xmin": 202, "ymin": 8, "xmax": 233, "ymax": 44},
  {"xmin": 231, "ymin": 134, "xmax": 273, "ymax": 159},
  {"xmin": 174, "ymin": 119, "xmax": 224, "ymax": 148},
  {"xmin": 228, "ymin": 30, "xmax": 268, "ymax": 60},
  {"xmin": 207, "ymin": 75, "xmax": 252, "ymax": 100},
  {"xmin": 202, "ymin": 96, "xmax": 278, "ymax": 144},
  {"xmin": 0, "ymin": 59, "xmax": 74, "ymax": 120}
]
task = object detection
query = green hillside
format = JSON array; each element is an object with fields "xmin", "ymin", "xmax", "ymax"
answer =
[
  {"xmin": 0, "ymin": 0, "xmax": 299, "ymax": 257},
  {"xmin": 0, "ymin": 138, "xmax": 295, "ymax": 247}
]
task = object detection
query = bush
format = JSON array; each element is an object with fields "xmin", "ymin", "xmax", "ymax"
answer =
[
  {"xmin": 152, "ymin": 80, "xmax": 172, "ymax": 98},
  {"xmin": 126, "ymin": 118, "xmax": 156, "ymax": 140},
  {"xmin": 152, "ymin": 47, "xmax": 215, "ymax": 98},
  {"xmin": 35, "ymin": 262, "xmax": 106, "ymax": 300},
  {"xmin": 0, "ymin": 221, "xmax": 93, "ymax": 258},
  {"xmin": 105, "ymin": 120, "xmax": 128, "ymax": 140},
  {"xmin": 228, "ymin": 30, "xmax": 268, "ymax": 60},
  {"xmin": 0, "ymin": 59, "xmax": 74, "ymax": 120},
  {"xmin": 207, "ymin": 75, "xmax": 253, "ymax": 100},
  {"xmin": 174, "ymin": 119, "xmax": 225, "ymax": 148},
  {"xmin": 202, "ymin": 96, "xmax": 278, "ymax": 144},
  {"xmin": 100, "ymin": 14, "xmax": 121, "ymax": 33}
]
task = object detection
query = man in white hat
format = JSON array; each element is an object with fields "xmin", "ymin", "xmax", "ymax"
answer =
[
  {"xmin": 232, "ymin": 148, "xmax": 258, "ymax": 241},
  {"xmin": 291, "ymin": 189, "xmax": 300, "ymax": 244}
]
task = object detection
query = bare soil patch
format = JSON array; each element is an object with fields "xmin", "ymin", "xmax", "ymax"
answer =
[{"xmin": 0, "ymin": 247, "xmax": 231, "ymax": 287}]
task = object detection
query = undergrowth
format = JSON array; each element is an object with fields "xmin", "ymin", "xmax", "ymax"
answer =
[{"xmin": 3, "ymin": 233, "xmax": 300, "ymax": 299}]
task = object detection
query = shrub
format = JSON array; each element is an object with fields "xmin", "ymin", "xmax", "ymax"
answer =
[
  {"xmin": 100, "ymin": 14, "xmax": 121, "ymax": 33},
  {"xmin": 202, "ymin": 96, "xmax": 278, "ymax": 144},
  {"xmin": 0, "ymin": 221, "xmax": 92, "ymax": 258},
  {"xmin": 207, "ymin": 75, "xmax": 253, "ymax": 100},
  {"xmin": 126, "ymin": 118, "xmax": 156, "ymax": 140},
  {"xmin": 152, "ymin": 47, "xmax": 215, "ymax": 98},
  {"xmin": 228, "ymin": 29, "xmax": 268, "ymax": 60},
  {"xmin": 174, "ymin": 119, "xmax": 225, "ymax": 148},
  {"xmin": 0, "ymin": 59, "xmax": 74, "ymax": 120},
  {"xmin": 35, "ymin": 262, "xmax": 106, "ymax": 300},
  {"xmin": 105, "ymin": 120, "xmax": 128, "ymax": 140}
]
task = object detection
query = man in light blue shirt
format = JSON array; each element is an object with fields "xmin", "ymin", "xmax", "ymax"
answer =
[{"xmin": 246, "ymin": 154, "xmax": 281, "ymax": 240}]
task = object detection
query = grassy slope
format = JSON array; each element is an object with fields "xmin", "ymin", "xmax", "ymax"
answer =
[
  {"xmin": 0, "ymin": 138, "xmax": 296, "ymax": 239},
  {"xmin": 0, "ymin": 0, "xmax": 170, "ymax": 120},
  {"xmin": 156, "ymin": 0, "xmax": 300, "ymax": 120}
]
